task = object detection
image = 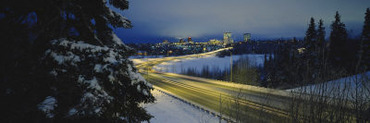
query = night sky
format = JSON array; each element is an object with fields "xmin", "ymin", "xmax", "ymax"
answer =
[{"xmin": 113, "ymin": 0, "xmax": 370, "ymax": 43}]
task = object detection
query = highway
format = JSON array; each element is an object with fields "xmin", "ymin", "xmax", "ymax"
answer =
[{"xmin": 134, "ymin": 48, "xmax": 293, "ymax": 122}]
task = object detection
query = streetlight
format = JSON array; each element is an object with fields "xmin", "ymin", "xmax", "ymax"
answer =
[
  {"xmin": 144, "ymin": 51, "xmax": 149, "ymax": 78},
  {"xmin": 225, "ymin": 49, "xmax": 233, "ymax": 82},
  {"xmin": 167, "ymin": 50, "xmax": 172, "ymax": 57},
  {"xmin": 229, "ymin": 51, "xmax": 232, "ymax": 82}
]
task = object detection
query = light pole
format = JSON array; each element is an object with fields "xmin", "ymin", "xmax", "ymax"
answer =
[
  {"xmin": 224, "ymin": 48, "xmax": 233, "ymax": 82},
  {"xmin": 167, "ymin": 50, "xmax": 173, "ymax": 57},
  {"xmin": 230, "ymin": 51, "xmax": 233, "ymax": 82},
  {"xmin": 145, "ymin": 51, "xmax": 148, "ymax": 78}
]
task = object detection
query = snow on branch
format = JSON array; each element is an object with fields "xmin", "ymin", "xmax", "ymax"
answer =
[
  {"xmin": 38, "ymin": 96, "xmax": 57, "ymax": 118},
  {"xmin": 105, "ymin": 7, "xmax": 132, "ymax": 28},
  {"xmin": 43, "ymin": 38, "xmax": 152, "ymax": 117}
]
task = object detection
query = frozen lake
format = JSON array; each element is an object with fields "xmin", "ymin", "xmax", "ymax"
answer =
[{"xmin": 153, "ymin": 54, "xmax": 266, "ymax": 74}]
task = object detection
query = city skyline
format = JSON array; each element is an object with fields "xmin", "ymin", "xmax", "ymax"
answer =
[{"xmin": 113, "ymin": 0, "xmax": 370, "ymax": 43}]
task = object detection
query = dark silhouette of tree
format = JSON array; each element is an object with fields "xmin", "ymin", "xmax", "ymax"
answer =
[
  {"xmin": 359, "ymin": 8, "xmax": 370, "ymax": 71},
  {"xmin": 329, "ymin": 11, "xmax": 348, "ymax": 67},
  {"xmin": 317, "ymin": 19, "xmax": 326, "ymax": 54},
  {"xmin": 303, "ymin": 17, "xmax": 321, "ymax": 84},
  {"xmin": 0, "ymin": 0, "xmax": 154, "ymax": 122},
  {"xmin": 305, "ymin": 17, "xmax": 317, "ymax": 52}
]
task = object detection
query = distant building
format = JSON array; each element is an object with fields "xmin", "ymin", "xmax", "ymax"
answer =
[
  {"xmin": 243, "ymin": 33, "xmax": 251, "ymax": 42},
  {"xmin": 223, "ymin": 32, "xmax": 233, "ymax": 44},
  {"xmin": 179, "ymin": 38, "xmax": 185, "ymax": 43},
  {"xmin": 188, "ymin": 37, "xmax": 194, "ymax": 44},
  {"xmin": 163, "ymin": 40, "xmax": 169, "ymax": 44},
  {"xmin": 136, "ymin": 50, "xmax": 144, "ymax": 55},
  {"xmin": 188, "ymin": 37, "xmax": 192, "ymax": 42},
  {"xmin": 297, "ymin": 47, "xmax": 306, "ymax": 54},
  {"xmin": 208, "ymin": 39, "xmax": 222, "ymax": 45}
]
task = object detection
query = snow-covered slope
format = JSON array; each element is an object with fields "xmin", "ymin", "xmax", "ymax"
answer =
[
  {"xmin": 287, "ymin": 71, "xmax": 370, "ymax": 100},
  {"xmin": 142, "ymin": 90, "xmax": 226, "ymax": 123}
]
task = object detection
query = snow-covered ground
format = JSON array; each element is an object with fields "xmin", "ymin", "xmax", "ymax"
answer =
[
  {"xmin": 153, "ymin": 54, "xmax": 266, "ymax": 74},
  {"xmin": 287, "ymin": 71, "xmax": 370, "ymax": 100},
  {"xmin": 130, "ymin": 58, "xmax": 159, "ymax": 65},
  {"xmin": 129, "ymin": 55, "xmax": 164, "ymax": 59},
  {"xmin": 142, "ymin": 90, "xmax": 226, "ymax": 123}
]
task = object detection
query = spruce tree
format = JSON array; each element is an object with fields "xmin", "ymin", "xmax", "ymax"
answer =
[
  {"xmin": 316, "ymin": 19, "xmax": 326, "ymax": 63},
  {"xmin": 303, "ymin": 17, "xmax": 318, "ymax": 82},
  {"xmin": 329, "ymin": 11, "xmax": 348, "ymax": 67},
  {"xmin": 1, "ymin": 0, "xmax": 154, "ymax": 122},
  {"xmin": 317, "ymin": 19, "xmax": 326, "ymax": 50},
  {"xmin": 360, "ymin": 8, "xmax": 370, "ymax": 70},
  {"xmin": 305, "ymin": 17, "xmax": 317, "ymax": 52}
]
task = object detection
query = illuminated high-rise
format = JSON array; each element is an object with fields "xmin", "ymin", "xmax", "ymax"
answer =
[
  {"xmin": 179, "ymin": 38, "xmax": 184, "ymax": 43},
  {"xmin": 187, "ymin": 37, "xmax": 194, "ymax": 44},
  {"xmin": 243, "ymin": 33, "xmax": 251, "ymax": 42},
  {"xmin": 223, "ymin": 32, "xmax": 233, "ymax": 44}
]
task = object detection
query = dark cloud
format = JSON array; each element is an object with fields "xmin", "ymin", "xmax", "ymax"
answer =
[{"xmin": 114, "ymin": 0, "xmax": 370, "ymax": 43}]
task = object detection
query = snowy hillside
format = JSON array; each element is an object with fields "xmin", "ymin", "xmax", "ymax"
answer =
[
  {"xmin": 142, "ymin": 90, "xmax": 226, "ymax": 123},
  {"xmin": 287, "ymin": 71, "xmax": 370, "ymax": 100}
]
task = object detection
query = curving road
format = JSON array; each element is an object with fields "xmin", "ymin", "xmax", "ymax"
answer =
[{"xmin": 134, "ymin": 48, "xmax": 293, "ymax": 122}]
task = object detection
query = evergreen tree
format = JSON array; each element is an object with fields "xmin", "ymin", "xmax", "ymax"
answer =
[
  {"xmin": 329, "ymin": 11, "xmax": 348, "ymax": 67},
  {"xmin": 316, "ymin": 19, "xmax": 326, "ymax": 68},
  {"xmin": 317, "ymin": 19, "xmax": 326, "ymax": 51},
  {"xmin": 0, "ymin": 0, "xmax": 154, "ymax": 122},
  {"xmin": 305, "ymin": 17, "xmax": 317, "ymax": 51},
  {"xmin": 303, "ymin": 17, "xmax": 318, "ymax": 82},
  {"xmin": 360, "ymin": 8, "xmax": 370, "ymax": 71}
]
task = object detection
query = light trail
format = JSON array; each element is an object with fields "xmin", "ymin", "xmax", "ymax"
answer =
[{"xmin": 134, "ymin": 48, "xmax": 296, "ymax": 122}]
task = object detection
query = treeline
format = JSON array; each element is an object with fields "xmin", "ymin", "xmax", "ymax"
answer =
[
  {"xmin": 127, "ymin": 43, "xmax": 222, "ymax": 56},
  {"xmin": 261, "ymin": 10, "xmax": 370, "ymax": 88},
  {"xmin": 219, "ymin": 39, "xmax": 304, "ymax": 56},
  {"xmin": 181, "ymin": 65, "xmax": 225, "ymax": 80},
  {"xmin": 181, "ymin": 56, "xmax": 260, "ymax": 86}
]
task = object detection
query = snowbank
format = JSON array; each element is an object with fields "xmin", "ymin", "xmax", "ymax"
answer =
[
  {"xmin": 287, "ymin": 71, "xmax": 370, "ymax": 100},
  {"xmin": 142, "ymin": 90, "xmax": 226, "ymax": 123},
  {"xmin": 129, "ymin": 55, "xmax": 164, "ymax": 59}
]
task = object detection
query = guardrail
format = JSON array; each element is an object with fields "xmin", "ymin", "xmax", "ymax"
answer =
[{"xmin": 153, "ymin": 86, "xmax": 236, "ymax": 123}]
